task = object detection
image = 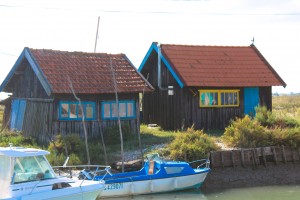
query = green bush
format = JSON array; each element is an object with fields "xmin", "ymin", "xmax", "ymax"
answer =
[
  {"xmin": 167, "ymin": 127, "xmax": 220, "ymax": 162},
  {"xmin": 222, "ymin": 115, "xmax": 273, "ymax": 148},
  {"xmin": 103, "ymin": 125, "xmax": 133, "ymax": 145},
  {"xmin": 0, "ymin": 131, "xmax": 37, "ymax": 147},
  {"xmin": 222, "ymin": 106, "xmax": 300, "ymax": 148},
  {"xmin": 48, "ymin": 134, "xmax": 86, "ymax": 165},
  {"xmin": 256, "ymin": 106, "xmax": 299, "ymax": 128},
  {"xmin": 255, "ymin": 106, "xmax": 276, "ymax": 127},
  {"xmin": 271, "ymin": 127, "xmax": 300, "ymax": 148}
]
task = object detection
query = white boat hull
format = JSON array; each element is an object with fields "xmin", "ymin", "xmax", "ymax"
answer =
[
  {"xmin": 100, "ymin": 171, "xmax": 209, "ymax": 198},
  {"xmin": 7, "ymin": 179, "xmax": 104, "ymax": 200}
]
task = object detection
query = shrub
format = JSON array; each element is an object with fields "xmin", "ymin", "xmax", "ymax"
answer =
[
  {"xmin": 103, "ymin": 125, "xmax": 133, "ymax": 145},
  {"xmin": 255, "ymin": 106, "xmax": 276, "ymax": 127},
  {"xmin": 256, "ymin": 106, "xmax": 300, "ymax": 128},
  {"xmin": 167, "ymin": 127, "xmax": 219, "ymax": 162},
  {"xmin": 0, "ymin": 131, "xmax": 37, "ymax": 147},
  {"xmin": 222, "ymin": 115, "xmax": 273, "ymax": 148},
  {"xmin": 271, "ymin": 127, "xmax": 300, "ymax": 148},
  {"xmin": 48, "ymin": 134, "xmax": 86, "ymax": 165}
]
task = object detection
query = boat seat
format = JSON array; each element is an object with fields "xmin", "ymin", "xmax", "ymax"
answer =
[{"xmin": 148, "ymin": 161, "xmax": 154, "ymax": 175}]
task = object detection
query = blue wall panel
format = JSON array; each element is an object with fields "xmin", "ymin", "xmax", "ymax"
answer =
[{"xmin": 10, "ymin": 99, "xmax": 27, "ymax": 131}]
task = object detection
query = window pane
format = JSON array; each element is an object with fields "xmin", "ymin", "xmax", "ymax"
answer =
[
  {"xmin": 212, "ymin": 92, "xmax": 218, "ymax": 105},
  {"xmin": 61, "ymin": 103, "xmax": 69, "ymax": 118},
  {"xmin": 103, "ymin": 104, "xmax": 111, "ymax": 118},
  {"xmin": 119, "ymin": 103, "xmax": 126, "ymax": 117},
  {"xmin": 127, "ymin": 102, "xmax": 134, "ymax": 117},
  {"xmin": 228, "ymin": 93, "xmax": 233, "ymax": 105},
  {"xmin": 112, "ymin": 103, "xmax": 118, "ymax": 117},
  {"xmin": 221, "ymin": 93, "xmax": 225, "ymax": 105},
  {"xmin": 69, "ymin": 104, "xmax": 77, "ymax": 118},
  {"xmin": 78, "ymin": 104, "xmax": 83, "ymax": 118},
  {"xmin": 86, "ymin": 104, "xmax": 94, "ymax": 119},
  {"xmin": 201, "ymin": 92, "xmax": 218, "ymax": 106},
  {"xmin": 233, "ymin": 92, "xmax": 238, "ymax": 105}
]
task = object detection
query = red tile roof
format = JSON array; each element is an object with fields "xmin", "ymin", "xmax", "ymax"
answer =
[
  {"xmin": 160, "ymin": 44, "xmax": 286, "ymax": 87},
  {"xmin": 29, "ymin": 49, "xmax": 153, "ymax": 94}
]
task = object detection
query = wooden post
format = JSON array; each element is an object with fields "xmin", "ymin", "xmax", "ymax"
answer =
[
  {"xmin": 272, "ymin": 146, "xmax": 278, "ymax": 165},
  {"xmin": 210, "ymin": 151, "xmax": 215, "ymax": 168},
  {"xmin": 281, "ymin": 145, "xmax": 287, "ymax": 164},
  {"xmin": 241, "ymin": 149, "xmax": 245, "ymax": 167},
  {"xmin": 292, "ymin": 149, "xmax": 296, "ymax": 163},
  {"xmin": 261, "ymin": 147, "xmax": 267, "ymax": 167},
  {"xmin": 221, "ymin": 151, "xmax": 224, "ymax": 168},
  {"xmin": 252, "ymin": 148, "xmax": 257, "ymax": 167},
  {"xmin": 231, "ymin": 150, "xmax": 235, "ymax": 168}
]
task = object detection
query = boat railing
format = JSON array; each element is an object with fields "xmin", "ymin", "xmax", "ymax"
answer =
[
  {"xmin": 52, "ymin": 164, "xmax": 111, "ymax": 181},
  {"xmin": 188, "ymin": 159, "xmax": 210, "ymax": 169}
]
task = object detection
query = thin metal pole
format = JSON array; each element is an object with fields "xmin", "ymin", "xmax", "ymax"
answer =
[{"xmin": 94, "ymin": 16, "xmax": 100, "ymax": 52}]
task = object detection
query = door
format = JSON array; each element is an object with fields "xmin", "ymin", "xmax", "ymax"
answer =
[
  {"xmin": 244, "ymin": 87, "xmax": 259, "ymax": 116},
  {"xmin": 10, "ymin": 99, "xmax": 27, "ymax": 131}
]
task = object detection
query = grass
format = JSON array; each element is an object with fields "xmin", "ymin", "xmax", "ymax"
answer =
[{"xmin": 273, "ymin": 95, "xmax": 300, "ymax": 123}]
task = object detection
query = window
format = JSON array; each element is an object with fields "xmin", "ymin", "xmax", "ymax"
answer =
[
  {"xmin": 59, "ymin": 101, "xmax": 96, "ymax": 120},
  {"xmin": 101, "ymin": 100, "xmax": 136, "ymax": 120},
  {"xmin": 13, "ymin": 155, "xmax": 56, "ymax": 183},
  {"xmin": 199, "ymin": 90, "xmax": 239, "ymax": 107}
]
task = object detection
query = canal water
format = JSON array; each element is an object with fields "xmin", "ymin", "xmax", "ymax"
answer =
[{"xmin": 101, "ymin": 185, "xmax": 300, "ymax": 200}]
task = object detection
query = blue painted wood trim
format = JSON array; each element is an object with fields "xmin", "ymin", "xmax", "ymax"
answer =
[
  {"xmin": 138, "ymin": 42, "xmax": 184, "ymax": 88},
  {"xmin": 25, "ymin": 48, "xmax": 52, "ymax": 96},
  {"xmin": 101, "ymin": 100, "xmax": 136, "ymax": 120},
  {"xmin": 0, "ymin": 50, "xmax": 25, "ymax": 92},
  {"xmin": 0, "ymin": 48, "xmax": 52, "ymax": 96},
  {"xmin": 58, "ymin": 101, "xmax": 96, "ymax": 121}
]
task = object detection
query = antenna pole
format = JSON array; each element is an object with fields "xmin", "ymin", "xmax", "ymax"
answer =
[{"xmin": 94, "ymin": 16, "xmax": 100, "ymax": 52}]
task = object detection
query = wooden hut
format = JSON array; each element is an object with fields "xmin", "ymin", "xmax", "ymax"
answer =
[
  {"xmin": 138, "ymin": 42, "xmax": 286, "ymax": 130},
  {"xmin": 0, "ymin": 47, "xmax": 153, "ymax": 143}
]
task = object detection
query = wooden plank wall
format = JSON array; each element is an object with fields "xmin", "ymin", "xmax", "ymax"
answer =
[
  {"xmin": 210, "ymin": 146, "xmax": 300, "ymax": 168},
  {"xmin": 140, "ymin": 53, "xmax": 245, "ymax": 130},
  {"xmin": 13, "ymin": 61, "xmax": 49, "ymax": 99},
  {"xmin": 22, "ymin": 98, "xmax": 139, "ymax": 144}
]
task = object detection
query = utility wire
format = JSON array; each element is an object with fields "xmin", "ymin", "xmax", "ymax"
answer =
[
  {"xmin": 1, "ymin": 4, "xmax": 299, "ymax": 16},
  {"xmin": 0, "ymin": 52, "xmax": 18, "ymax": 57}
]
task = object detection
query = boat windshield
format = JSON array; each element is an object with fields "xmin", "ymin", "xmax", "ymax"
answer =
[{"xmin": 13, "ymin": 155, "xmax": 56, "ymax": 184}]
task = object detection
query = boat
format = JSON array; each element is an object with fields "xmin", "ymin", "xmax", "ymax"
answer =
[
  {"xmin": 0, "ymin": 145, "xmax": 105, "ymax": 200},
  {"xmin": 75, "ymin": 154, "xmax": 210, "ymax": 198}
]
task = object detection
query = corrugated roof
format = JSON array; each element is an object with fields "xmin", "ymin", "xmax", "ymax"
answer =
[
  {"xmin": 160, "ymin": 43, "xmax": 286, "ymax": 87},
  {"xmin": 29, "ymin": 48, "xmax": 153, "ymax": 94}
]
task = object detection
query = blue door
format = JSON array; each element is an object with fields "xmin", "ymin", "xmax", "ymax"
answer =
[
  {"xmin": 10, "ymin": 99, "xmax": 27, "ymax": 131},
  {"xmin": 244, "ymin": 87, "xmax": 259, "ymax": 116}
]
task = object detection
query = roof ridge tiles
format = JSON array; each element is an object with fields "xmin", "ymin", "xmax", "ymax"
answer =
[{"xmin": 161, "ymin": 43, "xmax": 251, "ymax": 48}]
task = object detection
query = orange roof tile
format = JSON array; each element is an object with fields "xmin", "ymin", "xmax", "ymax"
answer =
[
  {"xmin": 29, "ymin": 49, "xmax": 153, "ymax": 94},
  {"xmin": 160, "ymin": 44, "xmax": 286, "ymax": 87}
]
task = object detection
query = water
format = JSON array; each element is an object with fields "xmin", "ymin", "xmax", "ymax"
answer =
[{"xmin": 101, "ymin": 185, "xmax": 300, "ymax": 200}]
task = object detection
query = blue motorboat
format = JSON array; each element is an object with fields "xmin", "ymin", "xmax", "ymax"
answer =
[{"xmin": 78, "ymin": 154, "xmax": 210, "ymax": 198}]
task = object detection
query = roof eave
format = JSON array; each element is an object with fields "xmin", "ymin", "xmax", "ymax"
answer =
[
  {"xmin": 250, "ymin": 45, "xmax": 287, "ymax": 88},
  {"xmin": 138, "ymin": 42, "xmax": 185, "ymax": 88},
  {"xmin": 0, "ymin": 48, "xmax": 53, "ymax": 96}
]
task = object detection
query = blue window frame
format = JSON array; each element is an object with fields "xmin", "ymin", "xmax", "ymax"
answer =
[
  {"xmin": 59, "ymin": 101, "xmax": 96, "ymax": 120},
  {"xmin": 101, "ymin": 100, "xmax": 136, "ymax": 120}
]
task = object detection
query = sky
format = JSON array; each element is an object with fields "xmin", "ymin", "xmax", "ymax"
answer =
[{"xmin": 0, "ymin": 0, "xmax": 299, "ymax": 99}]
